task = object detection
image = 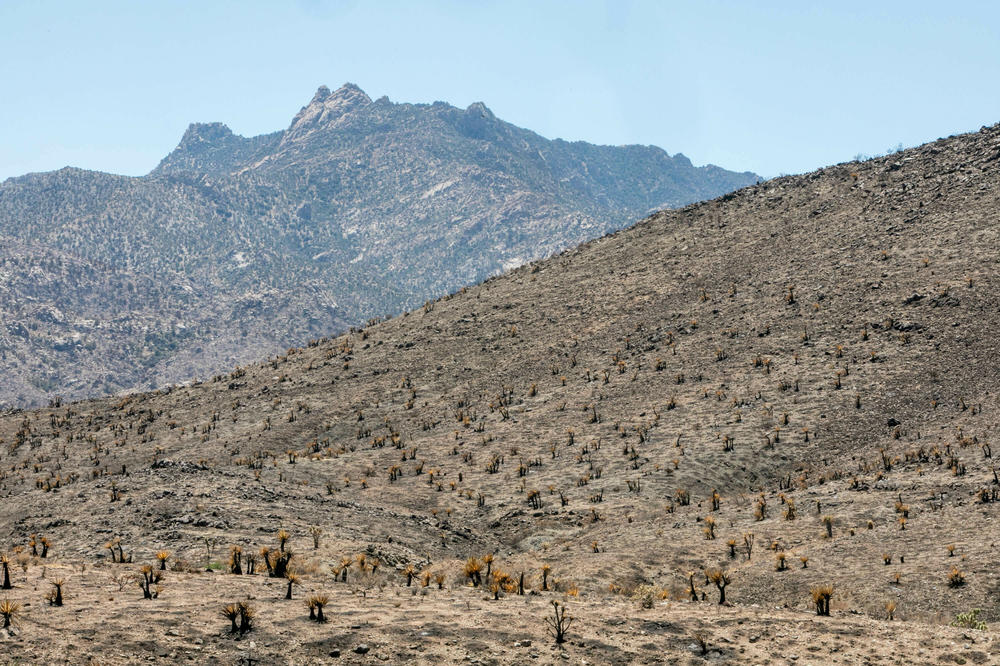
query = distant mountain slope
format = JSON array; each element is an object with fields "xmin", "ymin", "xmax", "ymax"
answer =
[{"xmin": 0, "ymin": 83, "xmax": 757, "ymax": 406}]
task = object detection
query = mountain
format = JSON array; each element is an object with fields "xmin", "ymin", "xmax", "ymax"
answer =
[
  {"xmin": 0, "ymin": 83, "xmax": 757, "ymax": 407},
  {"xmin": 0, "ymin": 124, "xmax": 998, "ymax": 663}
]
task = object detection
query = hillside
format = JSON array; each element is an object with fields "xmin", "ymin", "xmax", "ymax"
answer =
[
  {"xmin": 0, "ymin": 83, "xmax": 757, "ymax": 407},
  {"xmin": 1, "ymin": 124, "xmax": 999, "ymax": 663}
]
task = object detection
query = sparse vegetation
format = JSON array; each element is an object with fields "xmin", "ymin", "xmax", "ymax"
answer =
[{"xmin": 544, "ymin": 600, "xmax": 573, "ymax": 644}]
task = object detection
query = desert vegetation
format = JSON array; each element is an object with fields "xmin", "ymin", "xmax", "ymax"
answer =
[{"xmin": 0, "ymin": 126, "xmax": 999, "ymax": 662}]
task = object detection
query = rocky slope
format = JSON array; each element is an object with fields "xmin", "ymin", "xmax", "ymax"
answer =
[
  {"xmin": 0, "ymin": 83, "xmax": 757, "ymax": 407},
  {"xmin": 0, "ymin": 124, "xmax": 998, "ymax": 663}
]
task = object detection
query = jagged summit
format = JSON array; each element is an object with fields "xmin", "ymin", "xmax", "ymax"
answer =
[
  {"xmin": 178, "ymin": 121, "xmax": 235, "ymax": 145},
  {"xmin": 285, "ymin": 82, "xmax": 373, "ymax": 139},
  {"xmin": 464, "ymin": 101, "xmax": 495, "ymax": 119}
]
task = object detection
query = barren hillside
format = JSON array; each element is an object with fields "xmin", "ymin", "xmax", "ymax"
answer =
[{"xmin": 1, "ymin": 124, "xmax": 999, "ymax": 663}]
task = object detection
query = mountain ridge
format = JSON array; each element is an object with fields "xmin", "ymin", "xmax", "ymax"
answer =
[{"xmin": 0, "ymin": 83, "xmax": 757, "ymax": 407}]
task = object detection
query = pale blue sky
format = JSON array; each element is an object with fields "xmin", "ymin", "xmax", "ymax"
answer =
[{"xmin": 1, "ymin": 1, "xmax": 998, "ymax": 180}]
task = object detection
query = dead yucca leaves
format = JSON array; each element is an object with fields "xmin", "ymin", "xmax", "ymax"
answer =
[
  {"xmin": 0, "ymin": 598, "xmax": 20, "ymax": 628},
  {"xmin": 155, "ymin": 551, "xmax": 170, "ymax": 571},
  {"xmin": 335, "ymin": 556, "xmax": 351, "ymax": 582},
  {"xmin": 702, "ymin": 516, "xmax": 717, "ymax": 540},
  {"xmin": 948, "ymin": 567, "xmax": 966, "ymax": 587},
  {"xmin": 46, "ymin": 579, "xmax": 64, "ymax": 606},
  {"xmin": 138, "ymin": 565, "xmax": 163, "ymax": 600},
  {"xmin": 705, "ymin": 569, "xmax": 731, "ymax": 604},
  {"xmin": 306, "ymin": 594, "xmax": 328, "ymax": 622},
  {"xmin": 104, "ymin": 538, "xmax": 128, "ymax": 564},
  {"xmin": 810, "ymin": 585, "xmax": 833, "ymax": 616},
  {"xmin": 775, "ymin": 552, "xmax": 788, "ymax": 571},
  {"xmin": 228, "ymin": 546, "xmax": 245, "ymax": 575},
  {"xmin": 222, "ymin": 601, "xmax": 255, "ymax": 634},
  {"xmin": 463, "ymin": 557, "xmax": 483, "ymax": 587},
  {"xmin": 285, "ymin": 571, "xmax": 301, "ymax": 599}
]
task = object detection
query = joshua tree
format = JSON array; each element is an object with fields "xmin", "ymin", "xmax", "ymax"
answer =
[
  {"xmin": 464, "ymin": 558, "xmax": 483, "ymax": 587},
  {"xmin": 155, "ymin": 551, "xmax": 170, "ymax": 571},
  {"xmin": 811, "ymin": 585, "xmax": 833, "ymax": 616},
  {"xmin": 482, "ymin": 554, "xmax": 494, "ymax": 580},
  {"xmin": 703, "ymin": 516, "xmax": 717, "ymax": 539},
  {"xmin": 270, "ymin": 550, "xmax": 293, "ymax": 579},
  {"xmin": 0, "ymin": 598, "xmax": 20, "ymax": 629},
  {"xmin": 138, "ymin": 565, "xmax": 163, "ymax": 600},
  {"xmin": 285, "ymin": 572, "xmax": 301, "ymax": 599},
  {"xmin": 775, "ymin": 552, "xmax": 788, "ymax": 571},
  {"xmin": 706, "ymin": 569, "xmax": 731, "ymax": 604},
  {"xmin": 48, "ymin": 579, "xmax": 64, "ymax": 606},
  {"xmin": 237, "ymin": 602, "xmax": 255, "ymax": 634},
  {"xmin": 308, "ymin": 526, "xmax": 323, "ymax": 550},
  {"xmin": 222, "ymin": 603, "xmax": 240, "ymax": 634},
  {"xmin": 307, "ymin": 595, "xmax": 328, "ymax": 623},
  {"xmin": 338, "ymin": 556, "xmax": 351, "ymax": 582},
  {"xmin": 0, "ymin": 554, "xmax": 11, "ymax": 589},
  {"xmin": 743, "ymin": 532, "xmax": 755, "ymax": 560},
  {"xmin": 544, "ymin": 600, "xmax": 573, "ymax": 644},
  {"xmin": 228, "ymin": 546, "xmax": 243, "ymax": 575}
]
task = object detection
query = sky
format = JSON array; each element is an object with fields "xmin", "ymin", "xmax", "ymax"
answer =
[{"xmin": 1, "ymin": 0, "xmax": 999, "ymax": 180}]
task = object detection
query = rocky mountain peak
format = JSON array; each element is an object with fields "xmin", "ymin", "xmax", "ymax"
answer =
[
  {"xmin": 285, "ymin": 83, "xmax": 373, "ymax": 138},
  {"xmin": 465, "ymin": 102, "xmax": 495, "ymax": 120},
  {"xmin": 177, "ymin": 122, "xmax": 235, "ymax": 147}
]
